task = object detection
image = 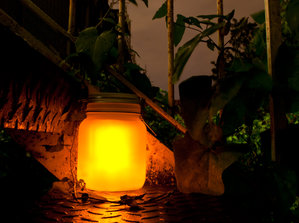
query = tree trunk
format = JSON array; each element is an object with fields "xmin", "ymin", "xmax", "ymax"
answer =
[{"xmin": 167, "ymin": 0, "xmax": 174, "ymax": 109}]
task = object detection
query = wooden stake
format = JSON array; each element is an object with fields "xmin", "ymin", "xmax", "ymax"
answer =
[
  {"xmin": 68, "ymin": 0, "xmax": 76, "ymax": 35},
  {"xmin": 20, "ymin": 0, "xmax": 76, "ymax": 42},
  {"xmin": 167, "ymin": 0, "xmax": 175, "ymax": 108},
  {"xmin": 265, "ymin": 0, "xmax": 287, "ymax": 162},
  {"xmin": 217, "ymin": 0, "xmax": 225, "ymax": 79},
  {"xmin": 106, "ymin": 66, "xmax": 187, "ymax": 134},
  {"xmin": 118, "ymin": 0, "xmax": 126, "ymax": 74}
]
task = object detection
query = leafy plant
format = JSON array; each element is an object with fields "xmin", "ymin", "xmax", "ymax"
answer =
[
  {"xmin": 65, "ymin": 3, "xmax": 185, "ymax": 147},
  {"xmin": 153, "ymin": 2, "xmax": 235, "ymax": 82}
]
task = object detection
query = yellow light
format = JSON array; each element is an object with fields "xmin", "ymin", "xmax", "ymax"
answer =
[{"xmin": 77, "ymin": 94, "xmax": 147, "ymax": 191}]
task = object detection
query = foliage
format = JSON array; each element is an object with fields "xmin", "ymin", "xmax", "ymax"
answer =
[
  {"xmin": 142, "ymin": 89, "xmax": 185, "ymax": 148},
  {"xmin": 223, "ymin": 162, "xmax": 298, "ymax": 222},
  {"xmin": 128, "ymin": 0, "xmax": 148, "ymax": 7},
  {"xmin": 66, "ymin": 5, "xmax": 184, "ymax": 148},
  {"xmin": 153, "ymin": 2, "xmax": 235, "ymax": 82}
]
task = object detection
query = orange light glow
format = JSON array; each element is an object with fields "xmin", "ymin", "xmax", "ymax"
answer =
[{"xmin": 77, "ymin": 112, "xmax": 147, "ymax": 191}]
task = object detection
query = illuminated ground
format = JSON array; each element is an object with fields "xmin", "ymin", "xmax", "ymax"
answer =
[{"xmin": 26, "ymin": 186, "xmax": 235, "ymax": 223}]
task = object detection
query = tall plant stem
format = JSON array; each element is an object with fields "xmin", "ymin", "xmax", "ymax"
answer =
[
  {"xmin": 265, "ymin": 0, "xmax": 287, "ymax": 162},
  {"xmin": 167, "ymin": 0, "xmax": 174, "ymax": 109},
  {"xmin": 118, "ymin": 0, "xmax": 126, "ymax": 73},
  {"xmin": 217, "ymin": 0, "xmax": 225, "ymax": 79}
]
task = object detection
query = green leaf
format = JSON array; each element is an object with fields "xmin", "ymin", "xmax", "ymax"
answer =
[
  {"xmin": 201, "ymin": 22, "xmax": 225, "ymax": 38},
  {"xmin": 226, "ymin": 10, "xmax": 235, "ymax": 21},
  {"xmin": 92, "ymin": 30, "xmax": 117, "ymax": 73},
  {"xmin": 128, "ymin": 0, "xmax": 138, "ymax": 5},
  {"xmin": 247, "ymin": 70, "xmax": 272, "ymax": 92},
  {"xmin": 197, "ymin": 14, "xmax": 223, "ymax": 20},
  {"xmin": 228, "ymin": 58, "xmax": 253, "ymax": 73},
  {"xmin": 75, "ymin": 27, "xmax": 98, "ymax": 56},
  {"xmin": 152, "ymin": 1, "xmax": 167, "ymax": 20},
  {"xmin": 184, "ymin": 16, "xmax": 202, "ymax": 29},
  {"xmin": 286, "ymin": 0, "xmax": 299, "ymax": 36},
  {"xmin": 102, "ymin": 17, "xmax": 117, "ymax": 25},
  {"xmin": 207, "ymin": 39, "xmax": 215, "ymax": 51},
  {"xmin": 173, "ymin": 34, "xmax": 202, "ymax": 83},
  {"xmin": 221, "ymin": 95, "xmax": 247, "ymax": 136},
  {"xmin": 141, "ymin": 0, "xmax": 148, "ymax": 7},
  {"xmin": 251, "ymin": 10, "xmax": 265, "ymax": 24},
  {"xmin": 174, "ymin": 14, "xmax": 186, "ymax": 46},
  {"xmin": 209, "ymin": 74, "xmax": 246, "ymax": 118}
]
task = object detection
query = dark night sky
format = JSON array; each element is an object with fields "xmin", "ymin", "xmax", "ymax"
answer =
[{"xmin": 127, "ymin": 0, "xmax": 265, "ymax": 99}]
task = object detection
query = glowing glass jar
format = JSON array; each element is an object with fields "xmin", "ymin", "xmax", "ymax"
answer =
[{"xmin": 77, "ymin": 93, "xmax": 147, "ymax": 191}]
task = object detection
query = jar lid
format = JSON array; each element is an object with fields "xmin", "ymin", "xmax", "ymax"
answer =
[{"xmin": 88, "ymin": 93, "xmax": 140, "ymax": 104}]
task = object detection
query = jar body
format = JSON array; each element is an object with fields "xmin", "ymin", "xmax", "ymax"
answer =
[{"xmin": 77, "ymin": 111, "xmax": 147, "ymax": 191}]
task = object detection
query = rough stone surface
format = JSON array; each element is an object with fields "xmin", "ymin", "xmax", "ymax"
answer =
[
  {"xmin": 145, "ymin": 133, "xmax": 175, "ymax": 186},
  {"xmin": 173, "ymin": 133, "xmax": 241, "ymax": 195}
]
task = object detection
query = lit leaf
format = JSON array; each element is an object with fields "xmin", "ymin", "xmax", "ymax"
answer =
[
  {"xmin": 92, "ymin": 30, "xmax": 117, "ymax": 73},
  {"xmin": 174, "ymin": 14, "xmax": 186, "ymax": 46},
  {"xmin": 251, "ymin": 10, "xmax": 265, "ymax": 24},
  {"xmin": 75, "ymin": 27, "xmax": 98, "ymax": 56},
  {"xmin": 173, "ymin": 34, "xmax": 202, "ymax": 83},
  {"xmin": 152, "ymin": 1, "xmax": 167, "ymax": 20}
]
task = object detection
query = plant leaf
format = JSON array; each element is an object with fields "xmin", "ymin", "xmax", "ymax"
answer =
[
  {"xmin": 75, "ymin": 27, "xmax": 98, "ymax": 56},
  {"xmin": 209, "ymin": 74, "xmax": 246, "ymax": 118},
  {"xmin": 184, "ymin": 16, "xmax": 202, "ymax": 29},
  {"xmin": 221, "ymin": 95, "xmax": 247, "ymax": 136},
  {"xmin": 286, "ymin": 0, "xmax": 299, "ymax": 36},
  {"xmin": 174, "ymin": 14, "xmax": 186, "ymax": 46},
  {"xmin": 152, "ymin": 1, "xmax": 167, "ymax": 20},
  {"xmin": 173, "ymin": 34, "xmax": 202, "ymax": 83},
  {"xmin": 128, "ymin": 0, "xmax": 137, "ymax": 5},
  {"xmin": 92, "ymin": 30, "xmax": 117, "ymax": 73},
  {"xmin": 226, "ymin": 10, "xmax": 235, "ymax": 21},
  {"xmin": 201, "ymin": 22, "xmax": 225, "ymax": 38},
  {"xmin": 141, "ymin": 0, "xmax": 148, "ymax": 7},
  {"xmin": 251, "ymin": 10, "xmax": 265, "ymax": 24},
  {"xmin": 228, "ymin": 58, "xmax": 253, "ymax": 73},
  {"xmin": 197, "ymin": 14, "xmax": 223, "ymax": 20},
  {"xmin": 207, "ymin": 39, "xmax": 215, "ymax": 51}
]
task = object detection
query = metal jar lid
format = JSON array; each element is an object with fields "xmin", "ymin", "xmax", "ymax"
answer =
[{"xmin": 86, "ymin": 93, "xmax": 141, "ymax": 113}]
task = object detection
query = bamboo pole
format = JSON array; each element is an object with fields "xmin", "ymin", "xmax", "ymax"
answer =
[
  {"xmin": 118, "ymin": 0, "xmax": 126, "ymax": 74},
  {"xmin": 0, "ymin": 3, "xmax": 186, "ymax": 135},
  {"xmin": 264, "ymin": 0, "xmax": 287, "ymax": 162},
  {"xmin": 20, "ymin": 0, "xmax": 76, "ymax": 42},
  {"xmin": 167, "ymin": 0, "xmax": 175, "ymax": 109},
  {"xmin": 106, "ymin": 66, "xmax": 187, "ymax": 134},
  {"xmin": 68, "ymin": 0, "xmax": 76, "ymax": 36},
  {"xmin": 0, "ymin": 9, "xmax": 70, "ymax": 72},
  {"xmin": 217, "ymin": 0, "xmax": 225, "ymax": 79}
]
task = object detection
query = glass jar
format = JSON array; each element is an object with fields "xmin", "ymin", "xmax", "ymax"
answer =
[{"xmin": 77, "ymin": 93, "xmax": 147, "ymax": 191}]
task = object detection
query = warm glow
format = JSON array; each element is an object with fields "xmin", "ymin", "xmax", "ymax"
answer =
[{"xmin": 77, "ymin": 112, "xmax": 147, "ymax": 191}]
